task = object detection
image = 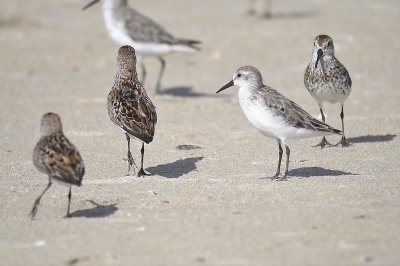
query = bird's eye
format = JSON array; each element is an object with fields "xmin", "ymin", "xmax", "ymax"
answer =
[
  {"xmin": 237, "ymin": 74, "xmax": 242, "ymax": 78},
  {"xmin": 328, "ymin": 41, "xmax": 332, "ymax": 46}
]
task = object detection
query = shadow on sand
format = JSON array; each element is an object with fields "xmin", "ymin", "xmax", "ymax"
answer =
[
  {"xmin": 147, "ymin": 157, "xmax": 203, "ymax": 178},
  {"xmin": 69, "ymin": 200, "xmax": 118, "ymax": 218},
  {"xmin": 347, "ymin": 134, "xmax": 396, "ymax": 144},
  {"xmin": 255, "ymin": 9, "xmax": 317, "ymax": 20},
  {"xmin": 289, "ymin": 166, "xmax": 358, "ymax": 178},
  {"xmin": 159, "ymin": 87, "xmax": 221, "ymax": 98}
]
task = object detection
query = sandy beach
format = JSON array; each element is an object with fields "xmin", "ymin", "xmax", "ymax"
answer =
[{"xmin": 1, "ymin": 0, "xmax": 399, "ymax": 265}]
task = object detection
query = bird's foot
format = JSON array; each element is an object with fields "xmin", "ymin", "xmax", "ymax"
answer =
[
  {"xmin": 137, "ymin": 168, "xmax": 150, "ymax": 177},
  {"xmin": 260, "ymin": 172, "xmax": 280, "ymax": 180},
  {"xmin": 29, "ymin": 199, "xmax": 40, "ymax": 220},
  {"xmin": 247, "ymin": 8, "xmax": 256, "ymax": 16},
  {"xmin": 313, "ymin": 137, "xmax": 334, "ymax": 149},
  {"xmin": 126, "ymin": 153, "xmax": 137, "ymax": 176},
  {"xmin": 262, "ymin": 12, "xmax": 272, "ymax": 18},
  {"xmin": 334, "ymin": 136, "xmax": 351, "ymax": 147},
  {"xmin": 261, "ymin": 174, "xmax": 288, "ymax": 181},
  {"xmin": 276, "ymin": 174, "xmax": 288, "ymax": 182},
  {"xmin": 29, "ymin": 206, "xmax": 38, "ymax": 220}
]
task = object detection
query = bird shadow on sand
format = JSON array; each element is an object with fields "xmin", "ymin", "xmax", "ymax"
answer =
[
  {"xmin": 347, "ymin": 134, "xmax": 396, "ymax": 144},
  {"xmin": 289, "ymin": 167, "xmax": 358, "ymax": 178},
  {"xmin": 146, "ymin": 156, "xmax": 203, "ymax": 178},
  {"xmin": 256, "ymin": 9, "xmax": 317, "ymax": 20},
  {"xmin": 69, "ymin": 200, "xmax": 118, "ymax": 218},
  {"xmin": 158, "ymin": 86, "xmax": 222, "ymax": 98}
]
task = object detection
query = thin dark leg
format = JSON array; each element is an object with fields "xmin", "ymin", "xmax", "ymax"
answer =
[
  {"xmin": 336, "ymin": 105, "xmax": 351, "ymax": 147},
  {"xmin": 278, "ymin": 145, "xmax": 290, "ymax": 181},
  {"xmin": 262, "ymin": 0, "xmax": 273, "ymax": 18},
  {"xmin": 137, "ymin": 142, "xmax": 149, "ymax": 177},
  {"xmin": 320, "ymin": 108, "xmax": 326, "ymax": 123},
  {"xmin": 30, "ymin": 180, "xmax": 52, "ymax": 220},
  {"xmin": 139, "ymin": 60, "xmax": 146, "ymax": 86},
  {"xmin": 248, "ymin": 0, "xmax": 256, "ymax": 15},
  {"xmin": 314, "ymin": 108, "xmax": 333, "ymax": 148},
  {"xmin": 155, "ymin": 57, "xmax": 166, "ymax": 93},
  {"xmin": 65, "ymin": 186, "xmax": 72, "ymax": 218},
  {"xmin": 126, "ymin": 134, "xmax": 136, "ymax": 175},
  {"xmin": 262, "ymin": 140, "xmax": 282, "ymax": 179}
]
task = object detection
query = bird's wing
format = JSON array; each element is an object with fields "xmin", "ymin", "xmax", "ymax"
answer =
[
  {"xmin": 260, "ymin": 86, "xmax": 341, "ymax": 134},
  {"xmin": 108, "ymin": 87, "xmax": 157, "ymax": 143},
  {"xmin": 120, "ymin": 7, "xmax": 199, "ymax": 47},
  {"xmin": 33, "ymin": 134, "xmax": 84, "ymax": 185}
]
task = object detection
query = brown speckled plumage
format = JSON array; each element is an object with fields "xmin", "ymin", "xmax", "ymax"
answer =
[
  {"xmin": 33, "ymin": 135, "xmax": 84, "ymax": 186},
  {"xmin": 31, "ymin": 113, "xmax": 84, "ymax": 219},
  {"xmin": 107, "ymin": 45, "xmax": 157, "ymax": 176},
  {"xmin": 304, "ymin": 34, "xmax": 352, "ymax": 148}
]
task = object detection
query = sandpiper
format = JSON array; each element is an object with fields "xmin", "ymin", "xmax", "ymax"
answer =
[
  {"xmin": 304, "ymin": 34, "xmax": 352, "ymax": 148},
  {"xmin": 31, "ymin": 113, "xmax": 85, "ymax": 219},
  {"xmin": 107, "ymin": 45, "xmax": 157, "ymax": 176},
  {"xmin": 83, "ymin": 0, "xmax": 200, "ymax": 93},
  {"xmin": 217, "ymin": 66, "xmax": 341, "ymax": 180}
]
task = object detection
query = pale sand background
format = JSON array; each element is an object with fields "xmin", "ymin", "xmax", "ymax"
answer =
[{"xmin": 1, "ymin": 0, "xmax": 399, "ymax": 265}]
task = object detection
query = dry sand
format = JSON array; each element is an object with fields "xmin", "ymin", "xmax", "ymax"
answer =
[{"xmin": 1, "ymin": 0, "xmax": 399, "ymax": 265}]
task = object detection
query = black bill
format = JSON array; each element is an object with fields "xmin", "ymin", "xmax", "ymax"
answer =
[
  {"xmin": 315, "ymin": 48, "xmax": 323, "ymax": 68},
  {"xmin": 82, "ymin": 0, "xmax": 100, "ymax": 11},
  {"xmin": 216, "ymin": 80, "xmax": 234, "ymax": 94}
]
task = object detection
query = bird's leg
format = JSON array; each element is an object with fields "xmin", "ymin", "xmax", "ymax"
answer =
[
  {"xmin": 262, "ymin": 0, "xmax": 273, "ymax": 18},
  {"xmin": 29, "ymin": 179, "xmax": 52, "ymax": 220},
  {"xmin": 137, "ymin": 142, "xmax": 150, "ymax": 177},
  {"xmin": 278, "ymin": 145, "xmax": 290, "ymax": 181},
  {"xmin": 155, "ymin": 57, "xmax": 166, "ymax": 93},
  {"xmin": 334, "ymin": 105, "xmax": 351, "ymax": 147},
  {"xmin": 139, "ymin": 59, "xmax": 146, "ymax": 86},
  {"xmin": 314, "ymin": 108, "xmax": 333, "ymax": 148},
  {"xmin": 65, "ymin": 186, "xmax": 72, "ymax": 218},
  {"xmin": 320, "ymin": 108, "xmax": 326, "ymax": 123},
  {"xmin": 126, "ymin": 134, "xmax": 136, "ymax": 175},
  {"xmin": 263, "ymin": 141, "xmax": 282, "ymax": 179},
  {"xmin": 248, "ymin": 0, "xmax": 256, "ymax": 15}
]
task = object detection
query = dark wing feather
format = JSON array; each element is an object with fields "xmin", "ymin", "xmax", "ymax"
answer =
[
  {"xmin": 259, "ymin": 86, "xmax": 341, "ymax": 134},
  {"xmin": 107, "ymin": 87, "xmax": 157, "ymax": 144},
  {"xmin": 33, "ymin": 134, "xmax": 84, "ymax": 186},
  {"xmin": 120, "ymin": 7, "xmax": 200, "ymax": 47}
]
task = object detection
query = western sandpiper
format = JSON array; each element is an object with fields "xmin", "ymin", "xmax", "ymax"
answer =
[
  {"xmin": 217, "ymin": 66, "xmax": 341, "ymax": 180},
  {"xmin": 107, "ymin": 45, "xmax": 157, "ymax": 176},
  {"xmin": 83, "ymin": 0, "xmax": 200, "ymax": 92},
  {"xmin": 31, "ymin": 113, "xmax": 85, "ymax": 219},
  {"xmin": 304, "ymin": 34, "xmax": 352, "ymax": 148}
]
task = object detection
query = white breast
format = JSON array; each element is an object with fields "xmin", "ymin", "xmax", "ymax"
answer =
[{"xmin": 238, "ymin": 86, "xmax": 283, "ymax": 139}]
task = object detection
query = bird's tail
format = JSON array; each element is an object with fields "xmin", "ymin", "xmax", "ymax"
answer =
[
  {"xmin": 332, "ymin": 128, "xmax": 342, "ymax": 135},
  {"xmin": 172, "ymin": 39, "xmax": 201, "ymax": 52}
]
